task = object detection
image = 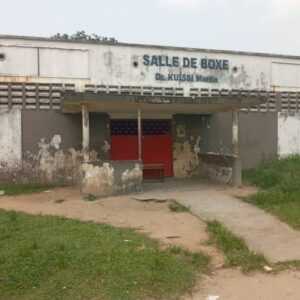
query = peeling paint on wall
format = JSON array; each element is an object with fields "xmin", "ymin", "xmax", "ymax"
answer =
[
  {"xmin": 81, "ymin": 162, "xmax": 115, "ymax": 197},
  {"xmin": 278, "ymin": 112, "xmax": 300, "ymax": 156},
  {"xmin": 229, "ymin": 65, "xmax": 252, "ymax": 89},
  {"xmin": 7, "ymin": 110, "xmax": 111, "ymax": 184},
  {"xmin": 202, "ymin": 163, "xmax": 232, "ymax": 184},
  {"xmin": 102, "ymin": 140, "xmax": 111, "ymax": 153},
  {"xmin": 23, "ymin": 134, "xmax": 86, "ymax": 184},
  {"xmin": 173, "ymin": 117, "xmax": 203, "ymax": 178},
  {"xmin": 199, "ymin": 153, "xmax": 234, "ymax": 184},
  {"xmin": 256, "ymin": 72, "xmax": 268, "ymax": 90},
  {"xmin": 121, "ymin": 163, "xmax": 143, "ymax": 192},
  {"xmin": 194, "ymin": 136, "xmax": 201, "ymax": 154},
  {"xmin": 173, "ymin": 141, "xmax": 200, "ymax": 178},
  {"xmin": 173, "ymin": 119, "xmax": 202, "ymax": 178},
  {"xmin": 176, "ymin": 124, "xmax": 186, "ymax": 138},
  {"xmin": 81, "ymin": 161, "xmax": 142, "ymax": 197},
  {"xmin": 0, "ymin": 108, "xmax": 22, "ymax": 177}
]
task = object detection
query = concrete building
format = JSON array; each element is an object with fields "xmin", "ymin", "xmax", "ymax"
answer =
[{"xmin": 0, "ymin": 35, "xmax": 300, "ymax": 196}]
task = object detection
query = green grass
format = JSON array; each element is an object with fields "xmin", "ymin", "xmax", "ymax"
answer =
[
  {"xmin": 207, "ymin": 221, "xmax": 300, "ymax": 274},
  {"xmin": 168, "ymin": 200, "xmax": 191, "ymax": 213},
  {"xmin": 243, "ymin": 155, "xmax": 300, "ymax": 190},
  {"xmin": 243, "ymin": 155, "xmax": 300, "ymax": 229},
  {"xmin": 0, "ymin": 183, "xmax": 53, "ymax": 196},
  {"xmin": 207, "ymin": 221, "xmax": 267, "ymax": 273},
  {"xmin": 0, "ymin": 210, "xmax": 210, "ymax": 300}
]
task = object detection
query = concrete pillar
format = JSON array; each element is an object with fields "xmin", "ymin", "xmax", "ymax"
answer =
[
  {"xmin": 232, "ymin": 110, "xmax": 242, "ymax": 187},
  {"xmin": 81, "ymin": 104, "xmax": 90, "ymax": 162},
  {"xmin": 137, "ymin": 108, "xmax": 142, "ymax": 161}
]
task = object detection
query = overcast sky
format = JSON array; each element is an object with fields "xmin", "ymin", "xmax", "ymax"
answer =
[{"xmin": 1, "ymin": 0, "xmax": 299, "ymax": 55}]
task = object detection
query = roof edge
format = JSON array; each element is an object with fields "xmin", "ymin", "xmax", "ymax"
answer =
[{"xmin": 0, "ymin": 34, "xmax": 300, "ymax": 60}]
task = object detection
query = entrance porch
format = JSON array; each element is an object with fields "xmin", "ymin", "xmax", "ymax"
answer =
[{"xmin": 62, "ymin": 87, "xmax": 266, "ymax": 197}]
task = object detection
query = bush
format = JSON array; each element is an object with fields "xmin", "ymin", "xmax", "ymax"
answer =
[
  {"xmin": 244, "ymin": 155, "xmax": 300, "ymax": 229},
  {"xmin": 244, "ymin": 155, "xmax": 300, "ymax": 191}
]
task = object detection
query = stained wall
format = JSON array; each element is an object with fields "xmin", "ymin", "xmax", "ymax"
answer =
[
  {"xmin": 0, "ymin": 108, "xmax": 22, "ymax": 179},
  {"xmin": 0, "ymin": 110, "xmax": 110, "ymax": 184},
  {"xmin": 202, "ymin": 112, "xmax": 278, "ymax": 169},
  {"xmin": 2, "ymin": 36, "xmax": 300, "ymax": 94},
  {"xmin": 278, "ymin": 112, "xmax": 300, "ymax": 157}
]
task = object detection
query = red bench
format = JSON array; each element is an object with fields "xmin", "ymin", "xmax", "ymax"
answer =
[{"xmin": 143, "ymin": 163, "xmax": 165, "ymax": 181}]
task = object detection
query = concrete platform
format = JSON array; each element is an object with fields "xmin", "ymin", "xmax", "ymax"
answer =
[{"xmin": 140, "ymin": 179, "xmax": 300, "ymax": 263}]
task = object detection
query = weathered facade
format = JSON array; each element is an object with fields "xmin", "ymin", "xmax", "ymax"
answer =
[{"xmin": 0, "ymin": 35, "xmax": 300, "ymax": 196}]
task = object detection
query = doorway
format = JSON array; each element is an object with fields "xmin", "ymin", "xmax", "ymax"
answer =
[{"xmin": 110, "ymin": 119, "xmax": 173, "ymax": 177}]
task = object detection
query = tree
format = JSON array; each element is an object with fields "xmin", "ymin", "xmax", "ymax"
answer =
[{"xmin": 51, "ymin": 31, "xmax": 118, "ymax": 43}]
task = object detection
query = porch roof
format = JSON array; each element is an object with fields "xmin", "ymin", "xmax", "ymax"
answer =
[{"xmin": 62, "ymin": 87, "xmax": 267, "ymax": 114}]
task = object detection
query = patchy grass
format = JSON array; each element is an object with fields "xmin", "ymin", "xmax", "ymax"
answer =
[
  {"xmin": 0, "ymin": 183, "xmax": 53, "ymax": 196},
  {"xmin": 168, "ymin": 246, "xmax": 210, "ymax": 271},
  {"xmin": 207, "ymin": 221, "xmax": 267, "ymax": 273},
  {"xmin": 168, "ymin": 200, "xmax": 191, "ymax": 213},
  {"xmin": 274, "ymin": 260, "xmax": 300, "ymax": 272},
  {"xmin": 0, "ymin": 210, "xmax": 210, "ymax": 300},
  {"xmin": 244, "ymin": 155, "xmax": 300, "ymax": 229}
]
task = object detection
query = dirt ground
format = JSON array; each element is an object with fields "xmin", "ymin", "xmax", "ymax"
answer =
[
  {"xmin": 1, "ymin": 186, "xmax": 300, "ymax": 300},
  {"xmin": 185, "ymin": 268, "xmax": 300, "ymax": 300},
  {"xmin": 0, "ymin": 187, "xmax": 223, "ymax": 265}
]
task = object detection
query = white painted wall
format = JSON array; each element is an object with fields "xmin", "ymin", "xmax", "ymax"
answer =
[
  {"xmin": 0, "ymin": 46, "xmax": 38, "ymax": 76},
  {"xmin": 272, "ymin": 62, "xmax": 300, "ymax": 89},
  {"xmin": 278, "ymin": 113, "xmax": 300, "ymax": 156},
  {"xmin": 39, "ymin": 48, "xmax": 89, "ymax": 79},
  {"xmin": 0, "ymin": 108, "xmax": 22, "ymax": 168},
  {"xmin": 1, "ymin": 37, "xmax": 300, "ymax": 94}
]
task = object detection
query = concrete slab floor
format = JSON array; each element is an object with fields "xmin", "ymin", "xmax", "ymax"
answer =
[{"xmin": 138, "ymin": 179, "xmax": 300, "ymax": 263}]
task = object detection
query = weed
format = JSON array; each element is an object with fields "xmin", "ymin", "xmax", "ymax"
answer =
[
  {"xmin": 0, "ymin": 183, "xmax": 53, "ymax": 196},
  {"xmin": 244, "ymin": 155, "xmax": 300, "ymax": 229},
  {"xmin": 169, "ymin": 200, "xmax": 191, "ymax": 213},
  {"xmin": 207, "ymin": 221, "xmax": 267, "ymax": 273}
]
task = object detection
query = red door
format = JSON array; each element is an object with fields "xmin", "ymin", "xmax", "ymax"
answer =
[
  {"xmin": 142, "ymin": 135, "xmax": 173, "ymax": 177},
  {"xmin": 142, "ymin": 120, "xmax": 173, "ymax": 177},
  {"xmin": 110, "ymin": 120, "xmax": 173, "ymax": 177},
  {"xmin": 110, "ymin": 120, "xmax": 139, "ymax": 161},
  {"xmin": 110, "ymin": 136, "xmax": 138, "ymax": 160}
]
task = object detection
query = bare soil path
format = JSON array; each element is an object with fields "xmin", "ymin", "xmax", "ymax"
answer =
[
  {"xmin": 185, "ymin": 269, "xmax": 300, "ymax": 300},
  {"xmin": 0, "ymin": 186, "xmax": 222, "ymax": 266}
]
